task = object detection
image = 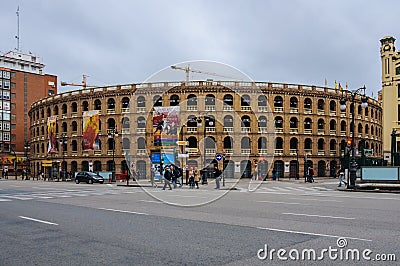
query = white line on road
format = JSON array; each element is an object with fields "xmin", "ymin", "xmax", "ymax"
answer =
[
  {"xmin": 139, "ymin": 200, "xmax": 163, "ymax": 204},
  {"xmin": 0, "ymin": 198, "xmax": 11, "ymax": 202},
  {"xmin": 19, "ymin": 216, "xmax": 58, "ymax": 225},
  {"xmin": 2, "ymin": 195, "xmax": 33, "ymax": 200},
  {"xmin": 257, "ymin": 200, "xmax": 305, "ymax": 205},
  {"xmin": 282, "ymin": 212, "xmax": 355, "ymax": 220},
  {"xmin": 289, "ymin": 197, "xmax": 343, "ymax": 202},
  {"xmin": 165, "ymin": 195, "xmax": 208, "ymax": 198},
  {"xmin": 97, "ymin": 208, "xmax": 148, "ymax": 215},
  {"xmin": 256, "ymin": 227, "xmax": 371, "ymax": 242}
]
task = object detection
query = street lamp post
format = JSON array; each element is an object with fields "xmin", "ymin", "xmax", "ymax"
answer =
[
  {"xmin": 340, "ymin": 86, "xmax": 368, "ymax": 189},
  {"xmin": 24, "ymin": 141, "xmax": 30, "ymax": 180},
  {"xmin": 10, "ymin": 147, "xmax": 17, "ymax": 180},
  {"xmin": 59, "ymin": 134, "xmax": 68, "ymax": 181},
  {"xmin": 108, "ymin": 127, "xmax": 119, "ymax": 183}
]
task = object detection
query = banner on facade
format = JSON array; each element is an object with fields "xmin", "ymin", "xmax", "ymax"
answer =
[
  {"xmin": 152, "ymin": 106, "xmax": 180, "ymax": 147},
  {"xmin": 82, "ymin": 110, "xmax": 100, "ymax": 151},
  {"xmin": 47, "ymin": 116, "xmax": 57, "ymax": 154}
]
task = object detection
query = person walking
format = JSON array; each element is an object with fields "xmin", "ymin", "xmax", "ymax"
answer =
[
  {"xmin": 150, "ymin": 167, "xmax": 157, "ymax": 188},
  {"xmin": 215, "ymin": 168, "xmax": 222, "ymax": 189},
  {"xmin": 170, "ymin": 165, "xmax": 178, "ymax": 189},
  {"xmin": 338, "ymin": 168, "xmax": 346, "ymax": 187},
  {"xmin": 189, "ymin": 169, "xmax": 195, "ymax": 189},
  {"xmin": 194, "ymin": 167, "xmax": 200, "ymax": 189},
  {"xmin": 162, "ymin": 166, "xmax": 173, "ymax": 190}
]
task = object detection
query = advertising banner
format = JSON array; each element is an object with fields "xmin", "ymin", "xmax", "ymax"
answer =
[
  {"xmin": 153, "ymin": 106, "xmax": 180, "ymax": 147},
  {"xmin": 47, "ymin": 116, "xmax": 57, "ymax": 154},
  {"xmin": 82, "ymin": 110, "xmax": 100, "ymax": 151}
]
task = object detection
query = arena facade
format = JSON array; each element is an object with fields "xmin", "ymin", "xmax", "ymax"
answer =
[{"xmin": 28, "ymin": 80, "xmax": 382, "ymax": 180}]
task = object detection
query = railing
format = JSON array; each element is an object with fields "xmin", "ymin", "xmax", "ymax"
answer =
[
  {"xmin": 241, "ymin": 127, "xmax": 251, "ymax": 133},
  {"xmin": 205, "ymin": 105, "xmax": 215, "ymax": 111},
  {"xmin": 137, "ymin": 107, "xmax": 146, "ymax": 113},
  {"xmin": 107, "ymin": 109, "xmax": 115, "ymax": 114},
  {"xmin": 330, "ymin": 150, "xmax": 337, "ymax": 156},
  {"xmin": 290, "ymin": 128, "xmax": 298, "ymax": 134},
  {"xmin": 317, "ymin": 109, "xmax": 325, "ymax": 115},
  {"xmin": 122, "ymin": 108, "xmax": 129, "ymax": 113},
  {"xmin": 275, "ymin": 128, "xmax": 283, "ymax": 133},
  {"xmin": 304, "ymin": 108, "xmax": 312, "ymax": 114},
  {"xmin": 224, "ymin": 127, "xmax": 233, "ymax": 132},
  {"xmin": 241, "ymin": 106, "xmax": 251, "ymax": 111},
  {"xmin": 258, "ymin": 106, "xmax": 268, "ymax": 112},
  {"xmin": 223, "ymin": 105, "xmax": 234, "ymax": 111},
  {"xmin": 318, "ymin": 129, "xmax": 325, "ymax": 135},
  {"xmin": 137, "ymin": 149, "xmax": 146, "ymax": 156},
  {"xmin": 340, "ymin": 131, "xmax": 346, "ymax": 136},
  {"xmin": 206, "ymin": 127, "xmax": 215, "ymax": 133},
  {"xmin": 318, "ymin": 150, "xmax": 325, "ymax": 155},
  {"xmin": 258, "ymin": 127, "xmax": 268, "ymax": 133},
  {"xmin": 289, "ymin": 149, "xmax": 298, "ymax": 155},
  {"xmin": 121, "ymin": 128, "xmax": 130, "ymax": 134},
  {"xmin": 225, "ymin": 149, "xmax": 233, "ymax": 155},
  {"xmin": 304, "ymin": 149, "xmax": 312, "ymax": 155},
  {"xmin": 304, "ymin": 129, "xmax": 312, "ymax": 134},
  {"xmin": 187, "ymin": 106, "xmax": 197, "ymax": 111},
  {"xmin": 274, "ymin": 149, "xmax": 283, "ymax": 155},
  {"xmin": 289, "ymin": 108, "xmax": 298, "ymax": 113},
  {"xmin": 241, "ymin": 149, "xmax": 251, "ymax": 155},
  {"xmin": 187, "ymin": 127, "xmax": 197, "ymax": 133},
  {"xmin": 330, "ymin": 130, "xmax": 336, "ymax": 135},
  {"xmin": 258, "ymin": 149, "xmax": 268, "ymax": 155},
  {"xmin": 137, "ymin": 128, "xmax": 146, "ymax": 133},
  {"xmin": 274, "ymin": 107, "xmax": 283, "ymax": 112},
  {"xmin": 205, "ymin": 149, "xmax": 216, "ymax": 155}
]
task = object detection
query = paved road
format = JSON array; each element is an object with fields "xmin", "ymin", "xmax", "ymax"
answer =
[{"xmin": 0, "ymin": 179, "xmax": 399, "ymax": 265}]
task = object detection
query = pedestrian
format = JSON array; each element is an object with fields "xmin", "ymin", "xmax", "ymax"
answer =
[
  {"xmin": 307, "ymin": 167, "xmax": 315, "ymax": 183},
  {"xmin": 338, "ymin": 168, "xmax": 346, "ymax": 187},
  {"xmin": 194, "ymin": 168, "xmax": 200, "ymax": 189},
  {"xmin": 132, "ymin": 169, "xmax": 138, "ymax": 181},
  {"xmin": 215, "ymin": 168, "xmax": 222, "ymax": 189},
  {"xmin": 272, "ymin": 169, "xmax": 277, "ymax": 181},
  {"xmin": 170, "ymin": 165, "xmax": 178, "ymax": 188},
  {"xmin": 189, "ymin": 169, "xmax": 195, "ymax": 189},
  {"xmin": 162, "ymin": 166, "xmax": 172, "ymax": 190},
  {"xmin": 150, "ymin": 167, "xmax": 157, "ymax": 188},
  {"xmin": 4, "ymin": 168, "xmax": 8, "ymax": 179}
]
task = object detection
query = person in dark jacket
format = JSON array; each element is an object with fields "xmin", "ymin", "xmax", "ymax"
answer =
[{"xmin": 162, "ymin": 166, "xmax": 173, "ymax": 190}]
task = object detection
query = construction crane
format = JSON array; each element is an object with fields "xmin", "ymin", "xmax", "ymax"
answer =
[
  {"xmin": 170, "ymin": 64, "xmax": 240, "ymax": 83},
  {"xmin": 60, "ymin": 74, "xmax": 93, "ymax": 89}
]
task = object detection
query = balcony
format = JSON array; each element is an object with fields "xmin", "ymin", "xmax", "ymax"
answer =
[
  {"xmin": 340, "ymin": 111, "xmax": 346, "ymax": 117},
  {"xmin": 274, "ymin": 107, "xmax": 283, "ymax": 112},
  {"xmin": 121, "ymin": 128, "xmax": 130, "ymax": 134},
  {"xmin": 289, "ymin": 149, "xmax": 298, "ymax": 155},
  {"xmin": 187, "ymin": 127, "xmax": 197, "ymax": 133},
  {"xmin": 241, "ymin": 149, "xmax": 251, "ymax": 155},
  {"xmin": 258, "ymin": 149, "xmax": 268, "ymax": 155},
  {"xmin": 330, "ymin": 130, "xmax": 336, "ymax": 136},
  {"xmin": 205, "ymin": 149, "xmax": 216, "ymax": 155},
  {"xmin": 304, "ymin": 149, "xmax": 312, "ymax": 155},
  {"xmin": 122, "ymin": 108, "xmax": 129, "ymax": 113},
  {"xmin": 330, "ymin": 150, "xmax": 337, "ymax": 156},
  {"xmin": 137, "ymin": 107, "xmax": 146, "ymax": 113},
  {"xmin": 275, "ymin": 128, "xmax": 283, "ymax": 133},
  {"xmin": 241, "ymin": 127, "xmax": 251, "ymax": 133},
  {"xmin": 317, "ymin": 129, "xmax": 325, "ymax": 135},
  {"xmin": 304, "ymin": 129, "xmax": 312, "ymax": 134},
  {"xmin": 225, "ymin": 149, "xmax": 233, "ymax": 155},
  {"xmin": 318, "ymin": 150, "xmax": 325, "ymax": 155},
  {"xmin": 304, "ymin": 108, "xmax": 312, "ymax": 114},
  {"xmin": 206, "ymin": 127, "xmax": 215, "ymax": 133},
  {"xmin": 71, "ymin": 112, "xmax": 78, "ymax": 118},
  {"xmin": 258, "ymin": 106, "xmax": 268, "ymax": 112},
  {"xmin": 187, "ymin": 106, "xmax": 197, "ymax": 111},
  {"xmin": 205, "ymin": 105, "xmax": 215, "ymax": 111},
  {"xmin": 223, "ymin": 105, "xmax": 233, "ymax": 111},
  {"xmin": 137, "ymin": 128, "xmax": 146, "ymax": 134},
  {"xmin": 274, "ymin": 149, "xmax": 283, "ymax": 155},
  {"xmin": 289, "ymin": 108, "xmax": 298, "ymax": 113},
  {"xmin": 317, "ymin": 109, "xmax": 325, "ymax": 115},
  {"xmin": 289, "ymin": 128, "xmax": 298, "ymax": 134},
  {"xmin": 241, "ymin": 106, "xmax": 251, "ymax": 112},
  {"xmin": 107, "ymin": 109, "xmax": 115, "ymax": 114},
  {"xmin": 94, "ymin": 150, "xmax": 101, "ymax": 155},
  {"xmin": 224, "ymin": 127, "xmax": 233, "ymax": 132},
  {"xmin": 137, "ymin": 149, "xmax": 147, "ymax": 156},
  {"xmin": 258, "ymin": 127, "xmax": 268, "ymax": 133},
  {"xmin": 330, "ymin": 111, "xmax": 336, "ymax": 116},
  {"xmin": 340, "ymin": 131, "xmax": 346, "ymax": 136}
]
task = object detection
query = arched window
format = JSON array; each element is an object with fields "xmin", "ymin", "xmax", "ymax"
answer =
[
  {"xmin": 71, "ymin": 140, "xmax": 78, "ymax": 152},
  {"xmin": 46, "ymin": 107, "xmax": 51, "ymax": 117},
  {"xmin": 188, "ymin": 136, "xmax": 198, "ymax": 148},
  {"xmin": 304, "ymin": 138, "xmax": 312, "ymax": 150},
  {"xmin": 122, "ymin": 97, "xmax": 130, "ymax": 109},
  {"xmin": 290, "ymin": 117, "xmax": 298, "ymax": 128},
  {"xmin": 122, "ymin": 117, "xmax": 130, "ymax": 129},
  {"xmin": 205, "ymin": 115, "xmax": 215, "ymax": 127},
  {"xmin": 330, "ymin": 100, "xmax": 336, "ymax": 113},
  {"xmin": 289, "ymin": 97, "xmax": 298, "ymax": 108},
  {"xmin": 122, "ymin": 138, "xmax": 130, "ymax": 150},
  {"xmin": 205, "ymin": 94, "xmax": 215, "ymax": 106},
  {"xmin": 304, "ymin": 98, "xmax": 312, "ymax": 110},
  {"xmin": 187, "ymin": 94, "xmax": 197, "ymax": 106},
  {"xmin": 318, "ymin": 138, "xmax": 325, "ymax": 150},
  {"xmin": 241, "ymin": 137, "xmax": 251, "ymax": 149},
  {"xmin": 71, "ymin": 121, "xmax": 78, "ymax": 132},
  {"xmin": 137, "ymin": 96, "xmax": 146, "ymax": 107},
  {"xmin": 290, "ymin": 137, "xmax": 298, "ymax": 150},
  {"xmin": 358, "ymin": 105, "xmax": 362, "ymax": 116},
  {"xmin": 365, "ymin": 124, "xmax": 369, "ymax": 135},
  {"xmin": 304, "ymin": 118, "xmax": 312, "ymax": 130},
  {"xmin": 241, "ymin": 115, "xmax": 251, "ymax": 127},
  {"xmin": 258, "ymin": 116, "xmax": 267, "ymax": 128},
  {"xmin": 275, "ymin": 137, "xmax": 283, "ymax": 149},
  {"xmin": 205, "ymin": 136, "xmax": 216, "ymax": 149},
  {"xmin": 341, "ymin": 121, "xmax": 347, "ymax": 132},
  {"xmin": 82, "ymin": 101, "xmax": 89, "ymax": 111},
  {"xmin": 187, "ymin": 116, "xmax": 199, "ymax": 127},
  {"xmin": 107, "ymin": 98, "xmax": 115, "ymax": 110},
  {"xmin": 138, "ymin": 137, "xmax": 146, "ymax": 149},
  {"xmin": 358, "ymin": 123, "xmax": 363, "ymax": 134},
  {"xmin": 94, "ymin": 99, "xmax": 102, "ymax": 110},
  {"xmin": 224, "ymin": 115, "xmax": 233, "ymax": 128},
  {"xmin": 71, "ymin": 102, "xmax": 78, "ymax": 113},
  {"xmin": 274, "ymin": 116, "xmax": 283, "ymax": 129},
  {"xmin": 107, "ymin": 118, "xmax": 116, "ymax": 129},
  {"xmin": 274, "ymin": 96, "xmax": 283, "ymax": 108},
  {"xmin": 224, "ymin": 136, "xmax": 233, "ymax": 149},
  {"xmin": 241, "ymin": 95, "xmax": 250, "ymax": 107},
  {"xmin": 371, "ymin": 125, "xmax": 374, "ymax": 136},
  {"xmin": 317, "ymin": 99, "xmax": 325, "ymax": 112},
  {"xmin": 258, "ymin": 95, "xmax": 267, "ymax": 107},
  {"xmin": 153, "ymin": 95, "xmax": 162, "ymax": 107},
  {"xmin": 137, "ymin": 117, "xmax": 146, "ymax": 128},
  {"xmin": 223, "ymin": 94, "xmax": 233, "ymax": 107},
  {"xmin": 258, "ymin": 137, "xmax": 267, "ymax": 149},
  {"xmin": 318, "ymin": 119, "xmax": 325, "ymax": 130},
  {"xmin": 54, "ymin": 105, "xmax": 59, "ymax": 115},
  {"xmin": 62, "ymin": 122, "xmax": 67, "ymax": 133},
  {"xmin": 330, "ymin": 120, "xmax": 336, "ymax": 131},
  {"xmin": 62, "ymin": 104, "xmax": 67, "ymax": 114},
  {"xmin": 170, "ymin": 95, "xmax": 180, "ymax": 106}
]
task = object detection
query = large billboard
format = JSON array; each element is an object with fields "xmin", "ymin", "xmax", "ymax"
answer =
[
  {"xmin": 152, "ymin": 106, "xmax": 180, "ymax": 147},
  {"xmin": 82, "ymin": 110, "xmax": 100, "ymax": 151}
]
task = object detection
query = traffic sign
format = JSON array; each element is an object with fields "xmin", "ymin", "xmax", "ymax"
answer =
[
  {"xmin": 188, "ymin": 148, "xmax": 198, "ymax": 153},
  {"xmin": 176, "ymin": 141, "xmax": 188, "ymax": 145},
  {"xmin": 216, "ymin": 153, "xmax": 223, "ymax": 161}
]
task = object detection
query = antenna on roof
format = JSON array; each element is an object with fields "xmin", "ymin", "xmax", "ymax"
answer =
[{"xmin": 15, "ymin": 6, "xmax": 20, "ymax": 51}]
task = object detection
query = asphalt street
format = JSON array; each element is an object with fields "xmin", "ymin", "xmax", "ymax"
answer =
[{"xmin": 0, "ymin": 179, "xmax": 399, "ymax": 265}]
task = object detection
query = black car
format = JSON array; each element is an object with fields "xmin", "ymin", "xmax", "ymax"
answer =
[{"xmin": 75, "ymin": 172, "xmax": 104, "ymax": 184}]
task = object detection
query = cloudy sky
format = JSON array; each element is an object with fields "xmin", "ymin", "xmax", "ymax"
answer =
[{"xmin": 1, "ymin": 0, "xmax": 399, "ymax": 97}]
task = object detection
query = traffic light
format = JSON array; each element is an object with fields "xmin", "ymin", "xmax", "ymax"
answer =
[
  {"xmin": 345, "ymin": 140, "xmax": 352, "ymax": 154},
  {"xmin": 347, "ymin": 140, "xmax": 352, "ymax": 146}
]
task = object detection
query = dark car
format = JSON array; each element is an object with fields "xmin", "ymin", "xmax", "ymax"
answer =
[{"xmin": 75, "ymin": 172, "xmax": 104, "ymax": 184}]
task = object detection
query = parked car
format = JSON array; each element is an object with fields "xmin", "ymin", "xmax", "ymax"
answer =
[{"xmin": 75, "ymin": 172, "xmax": 104, "ymax": 184}]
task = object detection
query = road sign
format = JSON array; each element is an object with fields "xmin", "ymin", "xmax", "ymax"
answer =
[
  {"xmin": 176, "ymin": 141, "xmax": 188, "ymax": 145},
  {"xmin": 216, "ymin": 154, "xmax": 223, "ymax": 161}
]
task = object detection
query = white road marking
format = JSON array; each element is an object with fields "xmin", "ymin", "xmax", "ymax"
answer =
[
  {"xmin": 257, "ymin": 200, "xmax": 305, "ymax": 205},
  {"xmin": 139, "ymin": 200, "xmax": 163, "ymax": 204},
  {"xmin": 257, "ymin": 227, "xmax": 371, "ymax": 242},
  {"xmin": 0, "ymin": 198, "xmax": 12, "ymax": 202},
  {"xmin": 19, "ymin": 216, "xmax": 58, "ymax": 225},
  {"xmin": 289, "ymin": 197, "xmax": 343, "ymax": 202},
  {"xmin": 282, "ymin": 212, "xmax": 355, "ymax": 220},
  {"xmin": 2, "ymin": 195, "xmax": 33, "ymax": 200},
  {"xmin": 272, "ymin": 187, "xmax": 290, "ymax": 191},
  {"xmin": 165, "ymin": 194, "xmax": 208, "ymax": 198},
  {"xmin": 97, "ymin": 208, "xmax": 148, "ymax": 215}
]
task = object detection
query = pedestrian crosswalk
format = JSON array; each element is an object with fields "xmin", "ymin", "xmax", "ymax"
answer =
[
  {"xmin": 0, "ymin": 188, "xmax": 143, "ymax": 202},
  {"xmin": 244, "ymin": 185, "xmax": 335, "ymax": 193}
]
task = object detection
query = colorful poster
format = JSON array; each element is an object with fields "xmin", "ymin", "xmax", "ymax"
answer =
[
  {"xmin": 83, "ymin": 110, "xmax": 100, "ymax": 151},
  {"xmin": 153, "ymin": 106, "xmax": 180, "ymax": 147},
  {"xmin": 47, "ymin": 116, "xmax": 57, "ymax": 154}
]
